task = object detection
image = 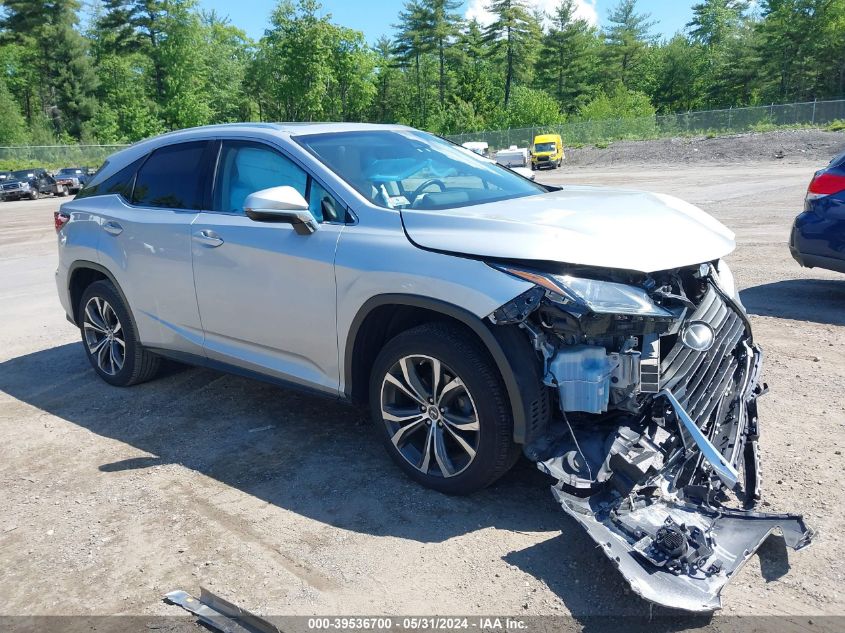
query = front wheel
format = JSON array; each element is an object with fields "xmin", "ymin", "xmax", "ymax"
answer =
[{"xmin": 369, "ymin": 323, "xmax": 518, "ymax": 495}]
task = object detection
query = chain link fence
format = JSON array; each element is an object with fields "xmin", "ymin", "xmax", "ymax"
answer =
[
  {"xmin": 1, "ymin": 100, "xmax": 843, "ymax": 171},
  {"xmin": 0, "ymin": 144, "xmax": 128, "ymax": 172},
  {"xmin": 447, "ymin": 99, "xmax": 845, "ymax": 150}
]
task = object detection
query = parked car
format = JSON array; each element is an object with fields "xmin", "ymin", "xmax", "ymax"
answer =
[
  {"xmin": 461, "ymin": 141, "xmax": 489, "ymax": 157},
  {"xmin": 530, "ymin": 133, "xmax": 564, "ymax": 170},
  {"xmin": 2, "ymin": 168, "xmax": 68, "ymax": 201},
  {"xmin": 54, "ymin": 123, "xmax": 813, "ymax": 612},
  {"xmin": 54, "ymin": 167, "xmax": 89, "ymax": 194},
  {"xmin": 790, "ymin": 150, "xmax": 845, "ymax": 273},
  {"xmin": 494, "ymin": 145, "xmax": 529, "ymax": 168},
  {"xmin": 457, "ymin": 143, "xmax": 535, "ymax": 181}
]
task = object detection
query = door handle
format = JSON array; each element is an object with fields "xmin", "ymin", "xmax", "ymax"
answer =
[
  {"xmin": 193, "ymin": 229, "xmax": 224, "ymax": 247},
  {"xmin": 103, "ymin": 221, "xmax": 123, "ymax": 236}
]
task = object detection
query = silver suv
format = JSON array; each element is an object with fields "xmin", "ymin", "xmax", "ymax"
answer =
[{"xmin": 55, "ymin": 123, "xmax": 813, "ymax": 611}]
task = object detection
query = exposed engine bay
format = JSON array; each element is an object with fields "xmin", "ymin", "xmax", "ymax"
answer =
[{"xmin": 489, "ymin": 261, "xmax": 816, "ymax": 612}]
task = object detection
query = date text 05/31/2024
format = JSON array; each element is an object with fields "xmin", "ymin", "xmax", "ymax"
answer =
[{"xmin": 307, "ymin": 618, "xmax": 528, "ymax": 630}]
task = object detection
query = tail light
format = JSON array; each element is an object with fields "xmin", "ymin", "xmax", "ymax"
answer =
[
  {"xmin": 54, "ymin": 210, "xmax": 70, "ymax": 233},
  {"xmin": 807, "ymin": 170, "xmax": 845, "ymax": 201}
]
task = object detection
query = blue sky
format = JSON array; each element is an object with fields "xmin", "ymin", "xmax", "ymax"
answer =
[{"xmin": 198, "ymin": 0, "xmax": 697, "ymax": 44}]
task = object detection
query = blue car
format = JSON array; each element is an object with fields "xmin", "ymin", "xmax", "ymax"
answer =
[{"xmin": 790, "ymin": 150, "xmax": 845, "ymax": 273}]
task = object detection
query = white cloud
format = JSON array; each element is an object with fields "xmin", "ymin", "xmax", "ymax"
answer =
[{"xmin": 465, "ymin": 0, "xmax": 599, "ymax": 30}]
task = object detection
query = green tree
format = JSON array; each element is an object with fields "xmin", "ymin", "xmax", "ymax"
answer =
[
  {"xmin": 0, "ymin": 0, "xmax": 98, "ymax": 137},
  {"xmin": 577, "ymin": 84, "xmax": 656, "ymax": 120},
  {"xmin": 0, "ymin": 76, "xmax": 27, "ymax": 144},
  {"xmin": 452, "ymin": 20, "xmax": 500, "ymax": 120},
  {"xmin": 601, "ymin": 0, "xmax": 656, "ymax": 90},
  {"xmin": 155, "ymin": 0, "xmax": 211, "ymax": 128},
  {"xmin": 327, "ymin": 26, "xmax": 376, "ymax": 121},
  {"xmin": 756, "ymin": 0, "xmax": 836, "ymax": 102},
  {"xmin": 649, "ymin": 36, "xmax": 707, "ymax": 112},
  {"xmin": 370, "ymin": 36, "xmax": 411, "ymax": 123},
  {"xmin": 198, "ymin": 11, "xmax": 254, "ymax": 123},
  {"xmin": 687, "ymin": 0, "xmax": 750, "ymax": 47},
  {"xmin": 425, "ymin": 0, "xmax": 462, "ymax": 108},
  {"xmin": 251, "ymin": 0, "xmax": 375, "ymax": 122},
  {"xmin": 393, "ymin": 1, "xmax": 434, "ymax": 126},
  {"xmin": 493, "ymin": 85, "xmax": 562, "ymax": 128},
  {"xmin": 483, "ymin": 0, "xmax": 542, "ymax": 107},
  {"xmin": 535, "ymin": 0, "xmax": 599, "ymax": 114}
]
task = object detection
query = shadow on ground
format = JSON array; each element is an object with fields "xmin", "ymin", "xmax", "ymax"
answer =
[
  {"xmin": 740, "ymin": 278, "xmax": 845, "ymax": 326},
  {"xmin": 0, "ymin": 342, "xmax": 726, "ymax": 624}
]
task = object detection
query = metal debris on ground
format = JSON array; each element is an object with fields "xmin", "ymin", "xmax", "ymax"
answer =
[{"xmin": 164, "ymin": 587, "xmax": 280, "ymax": 633}]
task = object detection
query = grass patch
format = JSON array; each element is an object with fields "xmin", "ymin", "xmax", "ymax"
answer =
[{"xmin": 826, "ymin": 120, "xmax": 845, "ymax": 132}]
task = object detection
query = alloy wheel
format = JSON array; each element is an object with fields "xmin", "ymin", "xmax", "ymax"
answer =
[
  {"xmin": 83, "ymin": 296, "xmax": 126, "ymax": 376},
  {"xmin": 380, "ymin": 355, "xmax": 480, "ymax": 478}
]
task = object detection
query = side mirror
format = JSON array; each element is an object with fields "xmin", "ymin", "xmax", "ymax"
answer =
[{"xmin": 244, "ymin": 186, "xmax": 318, "ymax": 235}]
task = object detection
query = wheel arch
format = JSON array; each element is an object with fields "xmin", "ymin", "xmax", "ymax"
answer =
[
  {"xmin": 67, "ymin": 261, "xmax": 134, "ymax": 328},
  {"xmin": 344, "ymin": 294, "xmax": 549, "ymax": 444}
]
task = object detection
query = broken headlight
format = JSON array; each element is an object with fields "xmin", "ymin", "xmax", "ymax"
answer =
[{"xmin": 495, "ymin": 266, "xmax": 674, "ymax": 318}]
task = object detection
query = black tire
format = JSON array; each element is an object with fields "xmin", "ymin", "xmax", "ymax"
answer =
[
  {"xmin": 78, "ymin": 280, "xmax": 160, "ymax": 387},
  {"xmin": 369, "ymin": 322, "xmax": 518, "ymax": 495},
  {"xmin": 29, "ymin": 191, "xmax": 38, "ymax": 200}
]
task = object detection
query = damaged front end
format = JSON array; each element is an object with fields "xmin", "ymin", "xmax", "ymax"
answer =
[{"xmin": 489, "ymin": 261, "xmax": 815, "ymax": 612}]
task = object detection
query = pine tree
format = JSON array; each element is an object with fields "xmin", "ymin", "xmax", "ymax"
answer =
[
  {"xmin": 483, "ymin": 0, "xmax": 542, "ymax": 107},
  {"xmin": 393, "ymin": 1, "xmax": 434, "ymax": 125},
  {"xmin": 425, "ymin": 0, "xmax": 462, "ymax": 108},
  {"xmin": 0, "ymin": 0, "xmax": 98, "ymax": 137},
  {"xmin": 536, "ymin": 0, "xmax": 599, "ymax": 113},
  {"xmin": 687, "ymin": 0, "xmax": 750, "ymax": 47},
  {"xmin": 602, "ymin": 0, "xmax": 656, "ymax": 90}
]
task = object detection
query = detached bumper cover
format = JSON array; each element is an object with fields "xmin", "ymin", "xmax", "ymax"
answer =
[
  {"xmin": 552, "ymin": 489, "xmax": 814, "ymax": 612},
  {"xmin": 541, "ymin": 342, "xmax": 816, "ymax": 612}
]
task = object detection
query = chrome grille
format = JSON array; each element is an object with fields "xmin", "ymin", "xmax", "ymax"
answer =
[{"xmin": 660, "ymin": 284, "xmax": 747, "ymax": 427}]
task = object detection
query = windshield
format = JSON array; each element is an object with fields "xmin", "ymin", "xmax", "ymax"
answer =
[
  {"xmin": 534, "ymin": 142, "xmax": 556, "ymax": 153},
  {"xmin": 12, "ymin": 170, "xmax": 35, "ymax": 179},
  {"xmin": 295, "ymin": 130, "xmax": 545, "ymax": 211},
  {"xmin": 58, "ymin": 168, "xmax": 82, "ymax": 175}
]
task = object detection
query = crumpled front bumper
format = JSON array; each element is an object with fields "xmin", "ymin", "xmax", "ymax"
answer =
[
  {"xmin": 540, "ymin": 343, "xmax": 816, "ymax": 612},
  {"xmin": 551, "ymin": 487, "xmax": 815, "ymax": 612}
]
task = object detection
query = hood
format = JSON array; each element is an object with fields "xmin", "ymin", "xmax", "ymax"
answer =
[{"xmin": 400, "ymin": 186, "xmax": 735, "ymax": 273}]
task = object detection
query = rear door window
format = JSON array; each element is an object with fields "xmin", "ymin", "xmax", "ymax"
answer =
[{"xmin": 132, "ymin": 141, "xmax": 208, "ymax": 210}]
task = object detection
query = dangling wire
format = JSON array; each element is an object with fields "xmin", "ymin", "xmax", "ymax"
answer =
[{"xmin": 562, "ymin": 409, "xmax": 593, "ymax": 481}]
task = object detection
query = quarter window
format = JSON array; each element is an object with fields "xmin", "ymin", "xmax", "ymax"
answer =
[
  {"xmin": 75, "ymin": 157, "xmax": 145, "ymax": 201},
  {"xmin": 132, "ymin": 141, "xmax": 208, "ymax": 209},
  {"xmin": 308, "ymin": 180, "xmax": 342, "ymax": 223}
]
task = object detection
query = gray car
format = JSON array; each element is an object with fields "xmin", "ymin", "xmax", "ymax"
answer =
[{"xmin": 55, "ymin": 123, "xmax": 813, "ymax": 612}]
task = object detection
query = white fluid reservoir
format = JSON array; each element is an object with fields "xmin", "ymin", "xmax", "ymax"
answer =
[{"xmin": 546, "ymin": 345, "xmax": 613, "ymax": 414}]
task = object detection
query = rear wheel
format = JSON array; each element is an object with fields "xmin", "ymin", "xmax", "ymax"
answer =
[
  {"xmin": 79, "ymin": 280, "xmax": 160, "ymax": 387},
  {"xmin": 369, "ymin": 323, "xmax": 518, "ymax": 495}
]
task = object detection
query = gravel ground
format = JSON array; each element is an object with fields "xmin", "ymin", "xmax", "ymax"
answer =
[
  {"xmin": 566, "ymin": 129, "xmax": 845, "ymax": 166},
  {"xmin": 1, "ymin": 143, "xmax": 844, "ymax": 628}
]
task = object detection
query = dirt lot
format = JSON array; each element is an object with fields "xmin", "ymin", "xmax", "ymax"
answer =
[{"xmin": 1, "ymin": 155, "xmax": 844, "ymax": 626}]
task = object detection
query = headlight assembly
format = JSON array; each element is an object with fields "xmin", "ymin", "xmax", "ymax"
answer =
[{"xmin": 495, "ymin": 266, "xmax": 674, "ymax": 318}]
